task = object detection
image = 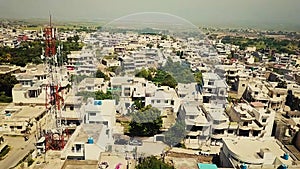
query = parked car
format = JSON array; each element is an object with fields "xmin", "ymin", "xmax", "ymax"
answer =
[
  {"xmin": 129, "ymin": 138, "xmax": 143, "ymax": 146},
  {"xmin": 114, "ymin": 138, "xmax": 129, "ymax": 145}
]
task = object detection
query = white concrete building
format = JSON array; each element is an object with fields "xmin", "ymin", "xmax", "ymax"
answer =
[
  {"xmin": 110, "ymin": 76, "xmax": 153, "ymax": 114},
  {"xmin": 179, "ymin": 103, "xmax": 210, "ymax": 149},
  {"xmin": 202, "ymin": 103, "xmax": 230, "ymax": 141},
  {"xmin": 220, "ymin": 137, "xmax": 297, "ymax": 169},
  {"xmin": 83, "ymin": 98, "xmax": 116, "ymax": 129},
  {"xmin": 176, "ymin": 83, "xmax": 202, "ymax": 103},
  {"xmin": 202, "ymin": 72, "xmax": 229, "ymax": 104},
  {"xmin": 145, "ymin": 86, "xmax": 181, "ymax": 113},
  {"xmin": 226, "ymin": 102, "xmax": 275, "ymax": 138},
  {"xmin": 78, "ymin": 78, "xmax": 108, "ymax": 93},
  {"xmin": 67, "ymin": 48, "xmax": 97, "ymax": 76},
  {"xmin": 61, "ymin": 124, "xmax": 111, "ymax": 160}
]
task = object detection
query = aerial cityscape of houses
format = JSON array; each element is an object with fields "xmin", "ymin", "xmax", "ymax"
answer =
[{"xmin": 0, "ymin": 19, "xmax": 300, "ymax": 169}]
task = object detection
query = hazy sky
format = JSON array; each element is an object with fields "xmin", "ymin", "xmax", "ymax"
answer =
[{"xmin": 1, "ymin": 0, "xmax": 300, "ymax": 28}]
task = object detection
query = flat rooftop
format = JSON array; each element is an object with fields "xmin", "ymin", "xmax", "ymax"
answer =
[
  {"xmin": 61, "ymin": 160, "xmax": 98, "ymax": 169},
  {"xmin": 99, "ymin": 152, "xmax": 132, "ymax": 169},
  {"xmin": 223, "ymin": 137, "xmax": 294, "ymax": 166},
  {"xmin": 2, "ymin": 106, "xmax": 46, "ymax": 120},
  {"xmin": 74, "ymin": 124, "xmax": 104, "ymax": 143}
]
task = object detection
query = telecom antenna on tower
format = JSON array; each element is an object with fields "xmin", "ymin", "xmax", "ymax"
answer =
[{"xmin": 43, "ymin": 15, "xmax": 67, "ymax": 151}]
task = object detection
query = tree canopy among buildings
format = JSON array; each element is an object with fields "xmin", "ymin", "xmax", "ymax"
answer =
[
  {"xmin": 161, "ymin": 57, "xmax": 195, "ymax": 84},
  {"xmin": 0, "ymin": 74, "xmax": 18, "ymax": 102},
  {"xmin": 129, "ymin": 106, "xmax": 162, "ymax": 137},
  {"xmin": 136, "ymin": 156, "xmax": 174, "ymax": 169}
]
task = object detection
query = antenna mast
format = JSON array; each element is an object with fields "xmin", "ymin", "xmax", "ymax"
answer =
[{"xmin": 43, "ymin": 14, "xmax": 66, "ymax": 151}]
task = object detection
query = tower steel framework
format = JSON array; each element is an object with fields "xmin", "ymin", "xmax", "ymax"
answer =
[{"xmin": 43, "ymin": 15, "xmax": 66, "ymax": 151}]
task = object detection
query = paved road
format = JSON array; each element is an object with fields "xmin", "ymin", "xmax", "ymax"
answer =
[{"xmin": 0, "ymin": 135, "xmax": 35, "ymax": 169}]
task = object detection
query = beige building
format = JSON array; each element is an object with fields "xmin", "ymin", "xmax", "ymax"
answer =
[
  {"xmin": 226, "ymin": 102, "xmax": 276, "ymax": 138},
  {"xmin": 0, "ymin": 65, "xmax": 21, "ymax": 75},
  {"xmin": 220, "ymin": 137, "xmax": 298, "ymax": 169},
  {"xmin": 265, "ymin": 83, "xmax": 288, "ymax": 112},
  {"xmin": 0, "ymin": 106, "xmax": 48, "ymax": 135},
  {"xmin": 77, "ymin": 78, "xmax": 108, "ymax": 93}
]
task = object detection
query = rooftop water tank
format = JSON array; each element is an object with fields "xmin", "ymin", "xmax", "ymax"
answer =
[
  {"xmin": 283, "ymin": 153, "xmax": 289, "ymax": 160},
  {"xmin": 279, "ymin": 164, "xmax": 287, "ymax": 169},
  {"xmin": 240, "ymin": 163, "xmax": 247, "ymax": 169},
  {"xmin": 87, "ymin": 137, "xmax": 94, "ymax": 144}
]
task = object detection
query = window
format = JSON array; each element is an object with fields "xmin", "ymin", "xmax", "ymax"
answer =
[
  {"xmin": 151, "ymin": 100, "xmax": 154, "ymax": 104},
  {"xmin": 277, "ymin": 94, "xmax": 280, "ymax": 97},
  {"xmin": 165, "ymin": 100, "xmax": 168, "ymax": 104},
  {"xmin": 189, "ymin": 116, "xmax": 195, "ymax": 119},
  {"xmin": 89, "ymin": 113, "xmax": 96, "ymax": 116},
  {"xmin": 253, "ymin": 130, "xmax": 260, "ymax": 136},
  {"xmin": 213, "ymin": 120, "xmax": 220, "ymax": 125},
  {"xmin": 254, "ymin": 91, "xmax": 259, "ymax": 95},
  {"xmin": 208, "ymin": 81, "xmax": 214, "ymax": 85},
  {"xmin": 171, "ymin": 100, "xmax": 174, "ymax": 105},
  {"xmin": 157, "ymin": 100, "xmax": 161, "ymax": 103},
  {"xmin": 242, "ymin": 84, "xmax": 245, "ymax": 87},
  {"xmin": 228, "ymin": 130, "xmax": 234, "ymax": 134},
  {"xmin": 243, "ymin": 122, "xmax": 248, "ymax": 126},
  {"xmin": 220, "ymin": 90, "xmax": 224, "ymax": 95},
  {"xmin": 70, "ymin": 106, "xmax": 74, "ymax": 111},
  {"xmin": 103, "ymin": 121, "xmax": 108, "ymax": 126},
  {"xmin": 262, "ymin": 118, "xmax": 267, "ymax": 123}
]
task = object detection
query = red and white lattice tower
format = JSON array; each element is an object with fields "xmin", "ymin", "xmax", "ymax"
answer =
[{"xmin": 44, "ymin": 15, "xmax": 64, "ymax": 132}]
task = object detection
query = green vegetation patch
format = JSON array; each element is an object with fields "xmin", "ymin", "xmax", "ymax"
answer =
[
  {"xmin": 136, "ymin": 156, "xmax": 174, "ymax": 169},
  {"xmin": 129, "ymin": 106, "xmax": 162, "ymax": 137},
  {"xmin": 222, "ymin": 36, "xmax": 299, "ymax": 54}
]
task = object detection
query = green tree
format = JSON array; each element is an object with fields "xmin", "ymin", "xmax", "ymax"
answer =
[
  {"xmin": 152, "ymin": 70, "xmax": 177, "ymax": 88},
  {"xmin": 161, "ymin": 74, "xmax": 177, "ymax": 88},
  {"xmin": 75, "ymin": 90, "xmax": 112, "ymax": 101},
  {"xmin": 136, "ymin": 156, "xmax": 174, "ymax": 169},
  {"xmin": 129, "ymin": 106, "xmax": 162, "ymax": 137},
  {"xmin": 164, "ymin": 119, "xmax": 186, "ymax": 147},
  {"xmin": 135, "ymin": 68, "xmax": 152, "ymax": 80},
  {"xmin": 95, "ymin": 69, "xmax": 110, "ymax": 80},
  {"xmin": 194, "ymin": 71, "xmax": 203, "ymax": 86},
  {"xmin": 0, "ymin": 74, "xmax": 18, "ymax": 103},
  {"xmin": 73, "ymin": 35, "xmax": 80, "ymax": 43},
  {"xmin": 0, "ymin": 74, "xmax": 18, "ymax": 97},
  {"xmin": 133, "ymin": 98, "xmax": 144, "ymax": 110},
  {"xmin": 106, "ymin": 66, "xmax": 122, "ymax": 75},
  {"xmin": 95, "ymin": 90, "xmax": 112, "ymax": 100},
  {"xmin": 162, "ymin": 58, "xmax": 194, "ymax": 83}
]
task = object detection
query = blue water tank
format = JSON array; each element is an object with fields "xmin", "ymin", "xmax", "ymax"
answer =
[
  {"xmin": 283, "ymin": 153, "xmax": 289, "ymax": 160},
  {"xmin": 94, "ymin": 100, "xmax": 102, "ymax": 105},
  {"xmin": 279, "ymin": 164, "xmax": 287, "ymax": 169},
  {"xmin": 240, "ymin": 163, "xmax": 247, "ymax": 169},
  {"xmin": 87, "ymin": 137, "xmax": 94, "ymax": 144}
]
